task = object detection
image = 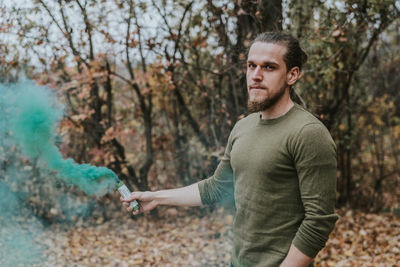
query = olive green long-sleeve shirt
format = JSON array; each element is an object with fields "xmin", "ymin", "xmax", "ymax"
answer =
[{"xmin": 198, "ymin": 103, "xmax": 338, "ymax": 267}]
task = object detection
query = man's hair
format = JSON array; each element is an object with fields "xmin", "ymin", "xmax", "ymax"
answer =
[{"xmin": 251, "ymin": 32, "xmax": 308, "ymax": 72}]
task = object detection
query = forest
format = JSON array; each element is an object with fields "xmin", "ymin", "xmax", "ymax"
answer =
[{"xmin": 1, "ymin": 0, "xmax": 400, "ymax": 266}]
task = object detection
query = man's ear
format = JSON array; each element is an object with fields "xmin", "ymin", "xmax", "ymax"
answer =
[{"xmin": 287, "ymin": 67, "xmax": 300, "ymax": 86}]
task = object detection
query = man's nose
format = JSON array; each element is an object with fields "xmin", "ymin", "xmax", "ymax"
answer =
[{"xmin": 252, "ymin": 66, "xmax": 263, "ymax": 81}]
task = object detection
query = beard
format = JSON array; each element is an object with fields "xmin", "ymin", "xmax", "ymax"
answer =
[{"xmin": 247, "ymin": 82, "xmax": 288, "ymax": 113}]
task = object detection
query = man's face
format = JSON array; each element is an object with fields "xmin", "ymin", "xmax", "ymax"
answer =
[{"xmin": 246, "ymin": 42, "xmax": 289, "ymax": 113}]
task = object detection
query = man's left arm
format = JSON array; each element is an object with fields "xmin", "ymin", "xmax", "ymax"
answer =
[{"xmin": 283, "ymin": 123, "xmax": 339, "ymax": 266}]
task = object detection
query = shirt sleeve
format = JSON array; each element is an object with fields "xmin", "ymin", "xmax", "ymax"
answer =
[
  {"xmin": 291, "ymin": 123, "xmax": 339, "ymax": 258},
  {"xmin": 197, "ymin": 128, "xmax": 235, "ymax": 206}
]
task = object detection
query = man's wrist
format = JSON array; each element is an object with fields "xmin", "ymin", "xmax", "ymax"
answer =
[
  {"xmin": 280, "ymin": 244, "xmax": 313, "ymax": 267},
  {"xmin": 153, "ymin": 190, "xmax": 165, "ymax": 206}
]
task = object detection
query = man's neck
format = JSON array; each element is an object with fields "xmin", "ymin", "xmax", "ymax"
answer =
[{"xmin": 260, "ymin": 97, "xmax": 294, "ymax": 120}]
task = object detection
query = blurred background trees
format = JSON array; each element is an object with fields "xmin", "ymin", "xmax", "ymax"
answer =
[{"xmin": 0, "ymin": 0, "xmax": 399, "ymax": 221}]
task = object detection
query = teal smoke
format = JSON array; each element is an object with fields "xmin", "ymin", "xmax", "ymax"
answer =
[
  {"xmin": 1, "ymin": 80, "xmax": 118, "ymax": 195},
  {"xmin": 0, "ymin": 181, "xmax": 44, "ymax": 266},
  {"xmin": 0, "ymin": 79, "xmax": 123, "ymax": 266}
]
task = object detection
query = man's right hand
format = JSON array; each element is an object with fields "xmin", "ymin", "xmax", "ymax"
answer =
[
  {"xmin": 121, "ymin": 191, "xmax": 158, "ymax": 215},
  {"xmin": 120, "ymin": 183, "xmax": 203, "ymax": 215}
]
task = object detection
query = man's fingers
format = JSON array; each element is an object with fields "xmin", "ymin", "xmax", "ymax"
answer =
[
  {"xmin": 120, "ymin": 191, "xmax": 157, "ymax": 215},
  {"xmin": 121, "ymin": 192, "xmax": 141, "ymax": 202},
  {"xmin": 133, "ymin": 205, "xmax": 145, "ymax": 215},
  {"xmin": 132, "ymin": 209, "xmax": 141, "ymax": 215},
  {"xmin": 126, "ymin": 203, "xmax": 137, "ymax": 212},
  {"xmin": 127, "ymin": 200, "xmax": 157, "ymax": 215}
]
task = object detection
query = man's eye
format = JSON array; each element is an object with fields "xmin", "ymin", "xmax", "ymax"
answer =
[
  {"xmin": 263, "ymin": 65, "xmax": 274, "ymax": 70},
  {"xmin": 248, "ymin": 63, "xmax": 256, "ymax": 68}
]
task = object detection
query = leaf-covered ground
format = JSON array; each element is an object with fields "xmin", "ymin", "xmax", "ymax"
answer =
[
  {"xmin": 315, "ymin": 209, "xmax": 400, "ymax": 267},
  {"xmin": 23, "ymin": 208, "xmax": 400, "ymax": 266}
]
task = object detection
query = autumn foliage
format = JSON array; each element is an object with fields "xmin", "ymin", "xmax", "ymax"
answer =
[{"xmin": 1, "ymin": 0, "xmax": 400, "ymax": 265}]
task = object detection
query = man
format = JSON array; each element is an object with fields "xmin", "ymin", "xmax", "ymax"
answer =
[{"xmin": 121, "ymin": 32, "xmax": 338, "ymax": 267}]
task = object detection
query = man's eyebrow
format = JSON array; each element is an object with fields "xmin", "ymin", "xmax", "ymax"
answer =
[{"xmin": 247, "ymin": 60, "xmax": 280, "ymax": 66}]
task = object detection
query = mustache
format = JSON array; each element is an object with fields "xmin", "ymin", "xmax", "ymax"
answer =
[{"xmin": 248, "ymin": 85, "xmax": 267, "ymax": 90}]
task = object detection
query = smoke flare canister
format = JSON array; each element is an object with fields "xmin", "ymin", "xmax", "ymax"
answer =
[{"xmin": 117, "ymin": 181, "xmax": 140, "ymax": 212}]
